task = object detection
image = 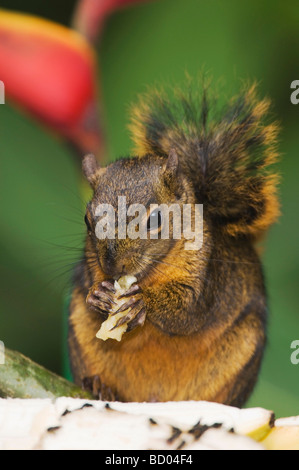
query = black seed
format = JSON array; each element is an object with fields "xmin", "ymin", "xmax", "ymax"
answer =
[
  {"xmin": 167, "ymin": 427, "xmax": 182, "ymax": 444},
  {"xmin": 188, "ymin": 423, "xmax": 209, "ymax": 440},
  {"xmin": 269, "ymin": 413, "xmax": 276, "ymax": 428},
  {"xmin": 80, "ymin": 403, "xmax": 93, "ymax": 410},
  {"xmin": 210, "ymin": 422, "xmax": 222, "ymax": 429},
  {"xmin": 47, "ymin": 426, "xmax": 61, "ymax": 433},
  {"xmin": 176, "ymin": 440, "xmax": 186, "ymax": 450},
  {"xmin": 149, "ymin": 418, "xmax": 157, "ymax": 425}
]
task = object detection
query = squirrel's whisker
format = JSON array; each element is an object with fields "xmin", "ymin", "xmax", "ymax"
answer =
[{"xmin": 142, "ymin": 255, "xmax": 192, "ymax": 274}]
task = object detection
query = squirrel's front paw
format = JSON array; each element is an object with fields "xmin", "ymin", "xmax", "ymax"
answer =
[
  {"xmin": 86, "ymin": 281, "xmax": 117, "ymax": 317},
  {"xmin": 113, "ymin": 286, "xmax": 147, "ymax": 331}
]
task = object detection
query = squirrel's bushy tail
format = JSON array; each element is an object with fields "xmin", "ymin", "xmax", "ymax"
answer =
[{"xmin": 129, "ymin": 83, "xmax": 280, "ymax": 238}]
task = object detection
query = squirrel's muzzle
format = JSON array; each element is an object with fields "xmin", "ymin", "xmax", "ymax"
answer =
[{"xmin": 100, "ymin": 240, "xmax": 129, "ymax": 280}]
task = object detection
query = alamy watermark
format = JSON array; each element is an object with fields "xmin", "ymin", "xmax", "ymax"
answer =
[
  {"xmin": 290, "ymin": 80, "xmax": 299, "ymax": 105},
  {"xmin": 94, "ymin": 196, "xmax": 203, "ymax": 250},
  {"xmin": 0, "ymin": 341, "xmax": 5, "ymax": 365},
  {"xmin": 0, "ymin": 81, "xmax": 4, "ymax": 104},
  {"xmin": 290, "ymin": 340, "xmax": 299, "ymax": 365}
]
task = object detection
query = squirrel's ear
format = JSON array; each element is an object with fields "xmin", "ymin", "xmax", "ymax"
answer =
[{"xmin": 82, "ymin": 154, "xmax": 101, "ymax": 188}]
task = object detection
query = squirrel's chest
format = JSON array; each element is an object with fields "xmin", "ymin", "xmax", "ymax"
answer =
[
  {"xmin": 73, "ymin": 313, "xmax": 217, "ymax": 402},
  {"xmin": 69, "ymin": 290, "xmax": 257, "ymax": 403}
]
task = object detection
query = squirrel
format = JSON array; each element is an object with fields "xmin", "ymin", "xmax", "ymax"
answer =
[{"xmin": 68, "ymin": 82, "xmax": 280, "ymax": 407}]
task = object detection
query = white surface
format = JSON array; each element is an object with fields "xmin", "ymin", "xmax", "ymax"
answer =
[
  {"xmin": 0, "ymin": 398, "xmax": 267, "ymax": 450},
  {"xmin": 275, "ymin": 415, "xmax": 299, "ymax": 427}
]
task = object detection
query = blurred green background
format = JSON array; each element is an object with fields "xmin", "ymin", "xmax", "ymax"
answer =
[{"xmin": 0, "ymin": 0, "xmax": 298, "ymax": 417}]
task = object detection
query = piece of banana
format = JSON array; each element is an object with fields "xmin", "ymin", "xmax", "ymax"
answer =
[{"xmin": 96, "ymin": 275, "xmax": 137, "ymax": 342}]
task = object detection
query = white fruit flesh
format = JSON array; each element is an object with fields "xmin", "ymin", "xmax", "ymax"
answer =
[
  {"xmin": 0, "ymin": 398, "xmax": 274, "ymax": 450},
  {"xmin": 95, "ymin": 275, "xmax": 137, "ymax": 342}
]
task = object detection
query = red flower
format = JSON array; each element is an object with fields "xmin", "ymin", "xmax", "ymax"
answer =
[
  {"xmin": 73, "ymin": 0, "xmax": 151, "ymax": 42},
  {"xmin": 0, "ymin": 10, "xmax": 102, "ymax": 156}
]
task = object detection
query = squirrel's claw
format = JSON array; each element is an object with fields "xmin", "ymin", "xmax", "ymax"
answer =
[
  {"xmin": 118, "ymin": 284, "xmax": 141, "ymax": 298},
  {"xmin": 112, "ymin": 293, "xmax": 146, "ymax": 331},
  {"xmin": 86, "ymin": 281, "xmax": 117, "ymax": 316},
  {"xmin": 127, "ymin": 307, "xmax": 147, "ymax": 331},
  {"xmin": 101, "ymin": 281, "xmax": 116, "ymax": 294},
  {"xmin": 112, "ymin": 296, "xmax": 138, "ymax": 316},
  {"xmin": 82, "ymin": 375, "xmax": 118, "ymax": 401}
]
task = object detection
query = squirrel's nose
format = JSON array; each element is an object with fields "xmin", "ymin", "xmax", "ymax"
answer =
[
  {"xmin": 101, "ymin": 260, "xmax": 127, "ymax": 280},
  {"xmin": 101, "ymin": 246, "xmax": 117, "ymax": 277},
  {"xmin": 101, "ymin": 242, "xmax": 127, "ymax": 279}
]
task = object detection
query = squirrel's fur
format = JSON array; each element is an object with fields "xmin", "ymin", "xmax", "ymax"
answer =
[{"xmin": 68, "ymin": 82, "xmax": 280, "ymax": 406}]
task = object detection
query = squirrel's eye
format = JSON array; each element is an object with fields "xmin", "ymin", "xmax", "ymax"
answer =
[
  {"xmin": 147, "ymin": 209, "xmax": 162, "ymax": 231},
  {"xmin": 84, "ymin": 214, "xmax": 92, "ymax": 232}
]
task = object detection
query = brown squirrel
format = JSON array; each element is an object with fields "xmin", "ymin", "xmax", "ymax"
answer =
[{"xmin": 68, "ymin": 83, "xmax": 280, "ymax": 407}]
